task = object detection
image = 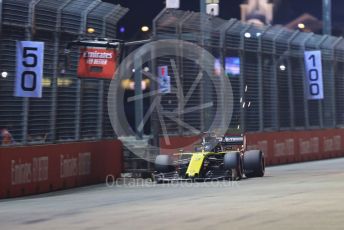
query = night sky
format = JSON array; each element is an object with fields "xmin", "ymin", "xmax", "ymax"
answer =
[
  {"xmin": 104, "ymin": 0, "xmax": 244, "ymax": 39},
  {"xmin": 103, "ymin": 0, "xmax": 344, "ymax": 39}
]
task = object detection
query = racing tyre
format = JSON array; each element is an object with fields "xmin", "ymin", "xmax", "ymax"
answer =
[
  {"xmin": 154, "ymin": 155, "xmax": 174, "ymax": 173},
  {"xmin": 224, "ymin": 152, "xmax": 243, "ymax": 180},
  {"xmin": 243, "ymin": 150, "xmax": 265, "ymax": 178}
]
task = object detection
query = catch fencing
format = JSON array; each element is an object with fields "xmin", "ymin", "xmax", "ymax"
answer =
[
  {"xmin": 0, "ymin": 0, "xmax": 128, "ymax": 145},
  {"xmin": 152, "ymin": 9, "xmax": 344, "ymax": 135}
]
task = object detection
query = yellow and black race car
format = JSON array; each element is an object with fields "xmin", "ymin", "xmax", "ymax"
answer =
[{"xmin": 153, "ymin": 135, "xmax": 265, "ymax": 183}]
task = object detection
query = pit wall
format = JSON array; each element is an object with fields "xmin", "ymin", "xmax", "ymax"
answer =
[
  {"xmin": 160, "ymin": 129, "xmax": 344, "ymax": 165},
  {"xmin": 0, "ymin": 140, "xmax": 122, "ymax": 199}
]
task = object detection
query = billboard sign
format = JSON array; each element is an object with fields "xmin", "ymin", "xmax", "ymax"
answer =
[
  {"xmin": 214, "ymin": 57, "xmax": 240, "ymax": 77},
  {"xmin": 304, "ymin": 50, "xmax": 324, "ymax": 100},
  {"xmin": 15, "ymin": 41, "xmax": 44, "ymax": 98},
  {"xmin": 77, "ymin": 47, "xmax": 117, "ymax": 80},
  {"xmin": 158, "ymin": 66, "xmax": 171, "ymax": 94}
]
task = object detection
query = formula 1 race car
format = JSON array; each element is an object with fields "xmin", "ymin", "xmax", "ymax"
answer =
[{"xmin": 152, "ymin": 135, "xmax": 265, "ymax": 183}]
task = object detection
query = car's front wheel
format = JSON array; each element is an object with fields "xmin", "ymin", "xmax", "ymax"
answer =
[
  {"xmin": 243, "ymin": 150, "xmax": 265, "ymax": 178},
  {"xmin": 224, "ymin": 152, "xmax": 243, "ymax": 180},
  {"xmin": 154, "ymin": 155, "xmax": 174, "ymax": 173}
]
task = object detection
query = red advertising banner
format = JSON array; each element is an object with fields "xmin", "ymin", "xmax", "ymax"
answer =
[
  {"xmin": 77, "ymin": 47, "xmax": 117, "ymax": 80},
  {"xmin": 0, "ymin": 140, "xmax": 122, "ymax": 199},
  {"xmin": 160, "ymin": 129, "xmax": 344, "ymax": 166},
  {"xmin": 245, "ymin": 129, "xmax": 344, "ymax": 165}
]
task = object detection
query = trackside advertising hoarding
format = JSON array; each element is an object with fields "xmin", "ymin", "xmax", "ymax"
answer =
[
  {"xmin": 159, "ymin": 129, "xmax": 344, "ymax": 165},
  {"xmin": 0, "ymin": 140, "xmax": 123, "ymax": 199},
  {"xmin": 77, "ymin": 47, "xmax": 117, "ymax": 80}
]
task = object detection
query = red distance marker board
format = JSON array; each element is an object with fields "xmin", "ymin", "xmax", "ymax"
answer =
[{"xmin": 77, "ymin": 47, "xmax": 117, "ymax": 80}]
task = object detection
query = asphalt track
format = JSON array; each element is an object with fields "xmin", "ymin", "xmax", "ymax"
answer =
[{"xmin": 1, "ymin": 158, "xmax": 344, "ymax": 230}]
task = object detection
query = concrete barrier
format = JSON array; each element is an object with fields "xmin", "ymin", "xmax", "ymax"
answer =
[
  {"xmin": 246, "ymin": 129, "xmax": 344, "ymax": 166},
  {"xmin": 0, "ymin": 140, "xmax": 122, "ymax": 199},
  {"xmin": 159, "ymin": 129, "xmax": 344, "ymax": 166}
]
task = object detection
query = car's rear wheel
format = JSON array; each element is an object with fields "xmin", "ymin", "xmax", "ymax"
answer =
[
  {"xmin": 243, "ymin": 150, "xmax": 265, "ymax": 178},
  {"xmin": 224, "ymin": 152, "xmax": 243, "ymax": 180}
]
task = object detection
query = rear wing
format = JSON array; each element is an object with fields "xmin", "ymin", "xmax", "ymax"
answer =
[{"xmin": 219, "ymin": 136, "xmax": 245, "ymax": 146}]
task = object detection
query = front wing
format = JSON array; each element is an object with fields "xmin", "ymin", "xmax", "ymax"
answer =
[{"xmin": 152, "ymin": 170, "xmax": 231, "ymax": 183}]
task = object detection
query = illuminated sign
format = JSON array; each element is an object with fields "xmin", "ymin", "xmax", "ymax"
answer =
[
  {"xmin": 158, "ymin": 66, "xmax": 171, "ymax": 94},
  {"xmin": 77, "ymin": 47, "xmax": 117, "ymax": 80},
  {"xmin": 214, "ymin": 57, "xmax": 240, "ymax": 77}
]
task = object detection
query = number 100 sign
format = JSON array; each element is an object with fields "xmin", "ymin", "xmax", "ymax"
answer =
[
  {"xmin": 304, "ymin": 50, "xmax": 324, "ymax": 100},
  {"xmin": 15, "ymin": 41, "xmax": 44, "ymax": 98}
]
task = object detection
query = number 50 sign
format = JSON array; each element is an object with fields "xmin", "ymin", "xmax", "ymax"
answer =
[
  {"xmin": 15, "ymin": 41, "xmax": 44, "ymax": 98},
  {"xmin": 304, "ymin": 50, "xmax": 324, "ymax": 100}
]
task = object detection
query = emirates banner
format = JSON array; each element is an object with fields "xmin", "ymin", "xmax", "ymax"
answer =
[
  {"xmin": 77, "ymin": 47, "xmax": 117, "ymax": 80},
  {"xmin": 304, "ymin": 50, "xmax": 324, "ymax": 100}
]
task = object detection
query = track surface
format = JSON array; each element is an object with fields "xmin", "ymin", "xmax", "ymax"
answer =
[{"xmin": 1, "ymin": 158, "xmax": 344, "ymax": 230}]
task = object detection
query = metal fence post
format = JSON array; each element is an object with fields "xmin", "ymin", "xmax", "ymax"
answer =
[
  {"xmin": 75, "ymin": 5, "xmax": 97, "ymax": 140},
  {"xmin": 22, "ymin": 0, "xmax": 39, "ymax": 144},
  {"xmin": 97, "ymin": 81, "xmax": 104, "ymax": 139},
  {"xmin": 200, "ymin": 12, "xmax": 212, "ymax": 132},
  {"xmin": 286, "ymin": 31, "xmax": 300, "ymax": 130},
  {"xmin": 75, "ymin": 81, "xmax": 81, "ymax": 140},
  {"xmin": 134, "ymin": 54, "xmax": 143, "ymax": 139},
  {"xmin": 301, "ymin": 33, "xmax": 314, "ymax": 129},
  {"xmin": 270, "ymin": 28, "xmax": 284, "ymax": 131},
  {"xmin": 151, "ymin": 11, "xmax": 161, "ymax": 155},
  {"xmin": 220, "ymin": 19, "xmax": 237, "ymax": 131},
  {"xmin": 52, "ymin": 0, "xmax": 73, "ymax": 143},
  {"xmin": 86, "ymin": 1, "xmax": 102, "ymax": 140},
  {"xmin": 271, "ymin": 38, "xmax": 279, "ymax": 131},
  {"xmin": 0, "ymin": 0, "xmax": 3, "ymax": 36},
  {"xmin": 101, "ymin": 5, "xmax": 119, "ymax": 38},
  {"xmin": 151, "ymin": 8, "xmax": 170, "ymax": 153},
  {"xmin": 239, "ymin": 25, "xmax": 251, "ymax": 133},
  {"xmin": 50, "ymin": 33, "xmax": 59, "ymax": 142},
  {"xmin": 257, "ymin": 26, "xmax": 271, "ymax": 132},
  {"xmin": 176, "ymin": 14, "xmax": 186, "ymax": 135},
  {"xmin": 316, "ymin": 35, "xmax": 329, "ymax": 129},
  {"xmin": 323, "ymin": 0, "xmax": 332, "ymax": 35},
  {"xmin": 200, "ymin": 0, "xmax": 206, "ymax": 15},
  {"xmin": 150, "ymin": 47, "xmax": 159, "ymax": 148},
  {"xmin": 178, "ymin": 12, "xmax": 194, "ymax": 135},
  {"xmin": 332, "ymin": 37, "xmax": 343, "ymax": 127},
  {"xmin": 80, "ymin": 1, "xmax": 99, "ymax": 35},
  {"xmin": 22, "ymin": 59, "xmax": 30, "ymax": 144}
]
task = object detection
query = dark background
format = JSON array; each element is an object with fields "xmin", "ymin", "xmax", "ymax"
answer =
[{"xmin": 103, "ymin": 0, "xmax": 344, "ymax": 39}]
